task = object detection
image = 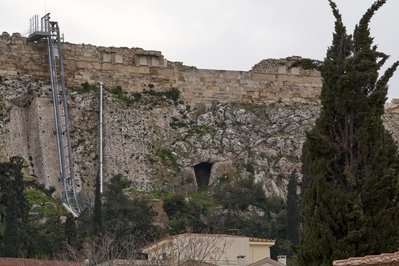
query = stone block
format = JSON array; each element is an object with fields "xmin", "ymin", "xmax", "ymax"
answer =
[
  {"xmin": 138, "ymin": 56, "xmax": 148, "ymax": 66},
  {"xmin": 115, "ymin": 54, "xmax": 123, "ymax": 64},
  {"xmin": 290, "ymin": 67, "xmax": 300, "ymax": 75},
  {"xmin": 155, "ymin": 67, "xmax": 174, "ymax": 78},
  {"xmin": 91, "ymin": 61, "xmax": 101, "ymax": 70},
  {"xmin": 278, "ymin": 64, "xmax": 287, "ymax": 74},
  {"xmin": 150, "ymin": 57, "xmax": 159, "ymax": 67},
  {"xmin": 76, "ymin": 61, "xmax": 92, "ymax": 69},
  {"xmin": 251, "ymin": 72, "xmax": 277, "ymax": 81},
  {"xmin": 103, "ymin": 53, "xmax": 112, "ymax": 63},
  {"xmin": 125, "ymin": 65, "xmax": 150, "ymax": 75}
]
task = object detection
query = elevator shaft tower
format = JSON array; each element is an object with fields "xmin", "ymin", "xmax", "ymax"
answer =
[{"xmin": 28, "ymin": 14, "xmax": 80, "ymax": 216}]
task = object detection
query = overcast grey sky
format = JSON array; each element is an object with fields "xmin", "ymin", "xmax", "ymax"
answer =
[{"xmin": 1, "ymin": 0, "xmax": 398, "ymax": 99}]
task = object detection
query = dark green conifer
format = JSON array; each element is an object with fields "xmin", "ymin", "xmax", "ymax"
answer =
[
  {"xmin": 1, "ymin": 157, "xmax": 29, "ymax": 257},
  {"xmin": 102, "ymin": 175, "xmax": 158, "ymax": 254},
  {"xmin": 286, "ymin": 170, "xmax": 300, "ymax": 248},
  {"xmin": 65, "ymin": 213, "xmax": 77, "ymax": 246},
  {"xmin": 92, "ymin": 174, "xmax": 102, "ymax": 235},
  {"xmin": 297, "ymin": 1, "xmax": 399, "ymax": 265}
]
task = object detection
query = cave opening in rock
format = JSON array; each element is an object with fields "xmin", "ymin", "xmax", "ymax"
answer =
[{"xmin": 194, "ymin": 162, "xmax": 213, "ymax": 188}]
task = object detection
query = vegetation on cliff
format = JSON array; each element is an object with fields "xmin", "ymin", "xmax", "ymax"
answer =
[
  {"xmin": 0, "ymin": 157, "xmax": 65, "ymax": 258},
  {"xmin": 1, "ymin": 2, "xmax": 398, "ymax": 264},
  {"xmin": 61, "ymin": 172, "xmax": 292, "ymax": 262},
  {"xmin": 0, "ymin": 154, "xmax": 296, "ymax": 262},
  {"xmin": 297, "ymin": 0, "xmax": 399, "ymax": 265}
]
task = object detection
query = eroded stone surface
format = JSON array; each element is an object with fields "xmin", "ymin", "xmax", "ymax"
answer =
[
  {"xmin": 1, "ymin": 76, "xmax": 399, "ymax": 199},
  {"xmin": 1, "ymin": 33, "xmax": 399, "ymax": 200}
]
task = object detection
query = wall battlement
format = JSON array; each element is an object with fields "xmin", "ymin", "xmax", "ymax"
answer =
[{"xmin": 0, "ymin": 32, "xmax": 322, "ymax": 105}]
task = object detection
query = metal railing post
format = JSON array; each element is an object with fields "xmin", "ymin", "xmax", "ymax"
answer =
[{"xmin": 99, "ymin": 82, "xmax": 104, "ymax": 193}]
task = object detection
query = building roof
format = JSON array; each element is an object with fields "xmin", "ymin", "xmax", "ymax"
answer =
[
  {"xmin": 333, "ymin": 250, "xmax": 399, "ymax": 266},
  {"xmin": 141, "ymin": 233, "xmax": 275, "ymax": 252},
  {"xmin": 249, "ymin": 237, "xmax": 276, "ymax": 244},
  {"xmin": 179, "ymin": 259, "xmax": 217, "ymax": 266},
  {"xmin": 0, "ymin": 258, "xmax": 82, "ymax": 266},
  {"xmin": 248, "ymin": 257, "xmax": 285, "ymax": 266}
]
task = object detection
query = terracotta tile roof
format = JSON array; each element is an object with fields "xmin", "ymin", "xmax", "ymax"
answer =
[
  {"xmin": 0, "ymin": 257, "xmax": 82, "ymax": 266},
  {"xmin": 333, "ymin": 250, "xmax": 399, "ymax": 266}
]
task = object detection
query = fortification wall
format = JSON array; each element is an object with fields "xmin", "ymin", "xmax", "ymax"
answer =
[
  {"xmin": 0, "ymin": 32, "xmax": 322, "ymax": 105},
  {"xmin": 1, "ymin": 33, "xmax": 399, "ymax": 198},
  {"xmin": 0, "ymin": 77, "xmax": 60, "ymax": 191},
  {"xmin": 26, "ymin": 97, "xmax": 60, "ymax": 191},
  {"xmin": 0, "ymin": 33, "xmax": 49, "ymax": 80}
]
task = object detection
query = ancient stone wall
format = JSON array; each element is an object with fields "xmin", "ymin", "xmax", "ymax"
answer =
[
  {"xmin": 0, "ymin": 33, "xmax": 49, "ymax": 80},
  {"xmin": 26, "ymin": 97, "xmax": 60, "ymax": 191},
  {"xmin": 0, "ymin": 77, "xmax": 61, "ymax": 191},
  {"xmin": 0, "ymin": 33, "xmax": 322, "ymax": 106},
  {"xmin": 3, "ymin": 32, "xmax": 399, "ymax": 199}
]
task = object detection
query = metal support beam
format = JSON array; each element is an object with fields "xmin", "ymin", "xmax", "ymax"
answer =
[{"xmin": 99, "ymin": 82, "xmax": 104, "ymax": 194}]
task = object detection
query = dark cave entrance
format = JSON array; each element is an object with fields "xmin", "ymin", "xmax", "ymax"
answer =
[{"xmin": 194, "ymin": 162, "xmax": 213, "ymax": 188}]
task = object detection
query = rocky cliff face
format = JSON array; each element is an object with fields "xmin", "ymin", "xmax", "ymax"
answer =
[
  {"xmin": 101, "ymin": 92, "xmax": 320, "ymax": 197},
  {"xmin": 1, "ymin": 76, "xmax": 399, "ymax": 199}
]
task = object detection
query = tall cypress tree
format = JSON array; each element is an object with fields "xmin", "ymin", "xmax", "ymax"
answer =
[
  {"xmin": 286, "ymin": 170, "xmax": 300, "ymax": 248},
  {"xmin": 297, "ymin": 1, "xmax": 399, "ymax": 265}
]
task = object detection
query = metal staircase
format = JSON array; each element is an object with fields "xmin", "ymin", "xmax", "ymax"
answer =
[{"xmin": 28, "ymin": 14, "xmax": 81, "ymax": 216}]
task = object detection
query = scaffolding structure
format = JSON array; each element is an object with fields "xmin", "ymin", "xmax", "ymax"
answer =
[{"xmin": 28, "ymin": 14, "xmax": 81, "ymax": 216}]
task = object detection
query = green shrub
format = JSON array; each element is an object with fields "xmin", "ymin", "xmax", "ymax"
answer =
[
  {"xmin": 244, "ymin": 163, "xmax": 255, "ymax": 174},
  {"xmin": 143, "ymin": 87, "xmax": 181, "ymax": 103},
  {"xmin": 108, "ymin": 85, "xmax": 123, "ymax": 95},
  {"xmin": 132, "ymin": 92, "xmax": 142, "ymax": 101},
  {"xmin": 156, "ymin": 148, "xmax": 178, "ymax": 169},
  {"xmin": 24, "ymin": 189, "xmax": 66, "ymax": 217},
  {"xmin": 170, "ymin": 117, "xmax": 187, "ymax": 129},
  {"xmin": 25, "ymin": 189, "xmax": 48, "ymax": 204},
  {"xmin": 76, "ymin": 81, "xmax": 98, "ymax": 94},
  {"xmin": 107, "ymin": 86, "xmax": 137, "ymax": 107},
  {"xmin": 164, "ymin": 87, "xmax": 180, "ymax": 102}
]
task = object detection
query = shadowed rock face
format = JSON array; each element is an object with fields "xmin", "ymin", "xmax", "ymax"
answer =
[{"xmin": 194, "ymin": 162, "xmax": 213, "ymax": 188}]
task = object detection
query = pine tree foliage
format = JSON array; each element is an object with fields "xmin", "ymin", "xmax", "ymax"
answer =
[
  {"xmin": 102, "ymin": 175, "xmax": 158, "ymax": 252},
  {"xmin": 297, "ymin": 1, "xmax": 399, "ymax": 265},
  {"xmin": 0, "ymin": 157, "xmax": 29, "ymax": 257}
]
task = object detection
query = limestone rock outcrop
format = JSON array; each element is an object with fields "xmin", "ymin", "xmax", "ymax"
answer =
[{"xmin": 2, "ymin": 76, "xmax": 399, "ymax": 199}]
